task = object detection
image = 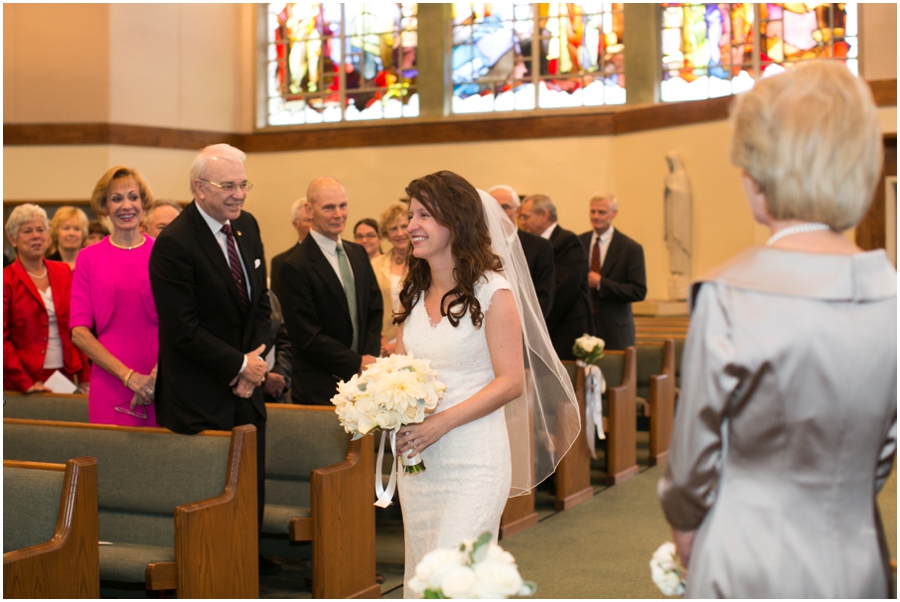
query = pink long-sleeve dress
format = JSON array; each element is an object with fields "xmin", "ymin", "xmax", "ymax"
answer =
[{"xmin": 70, "ymin": 237, "xmax": 159, "ymax": 426}]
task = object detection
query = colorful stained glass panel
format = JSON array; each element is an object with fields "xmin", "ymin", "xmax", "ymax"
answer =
[
  {"xmin": 266, "ymin": 3, "xmax": 418, "ymax": 125},
  {"xmin": 451, "ymin": 3, "xmax": 625, "ymax": 114},
  {"xmin": 661, "ymin": 3, "xmax": 858, "ymax": 102}
]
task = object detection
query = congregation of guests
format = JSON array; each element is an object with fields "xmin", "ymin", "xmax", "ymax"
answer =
[{"xmin": 2, "ymin": 63, "xmax": 894, "ymax": 595}]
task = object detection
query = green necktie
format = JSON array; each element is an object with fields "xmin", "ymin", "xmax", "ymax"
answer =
[{"xmin": 335, "ymin": 243, "xmax": 359, "ymax": 353}]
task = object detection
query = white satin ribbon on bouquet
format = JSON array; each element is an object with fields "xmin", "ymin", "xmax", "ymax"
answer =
[
  {"xmin": 577, "ymin": 361, "xmax": 606, "ymax": 459},
  {"xmin": 374, "ymin": 430, "xmax": 399, "ymax": 508},
  {"xmin": 374, "ymin": 429, "xmax": 425, "ymax": 508}
]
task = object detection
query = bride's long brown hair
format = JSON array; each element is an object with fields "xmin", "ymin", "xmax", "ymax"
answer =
[{"xmin": 394, "ymin": 171, "xmax": 502, "ymax": 329}]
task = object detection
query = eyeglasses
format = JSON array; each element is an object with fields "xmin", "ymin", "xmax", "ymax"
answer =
[
  {"xmin": 355, "ymin": 233, "xmax": 379, "ymax": 240},
  {"xmin": 199, "ymin": 179, "xmax": 254, "ymax": 193},
  {"xmin": 115, "ymin": 401, "xmax": 148, "ymax": 420}
]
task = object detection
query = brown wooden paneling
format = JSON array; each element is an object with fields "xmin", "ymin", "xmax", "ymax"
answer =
[
  {"xmin": 5, "ymin": 79, "xmax": 892, "ymax": 153},
  {"xmin": 857, "ymin": 134, "xmax": 897, "ymax": 251},
  {"xmin": 868, "ymin": 79, "xmax": 898, "ymax": 107}
]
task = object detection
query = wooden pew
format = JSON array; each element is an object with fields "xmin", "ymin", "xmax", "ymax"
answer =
[
  {"xmin": 635, "ymin": 340, "xmax": 676, "ymax": 465},
  {"xmin": 4, "ymin": 457, "xmax": 99, "ymax": 598},
  {"xmin": 557, "ymin": 347, "xmax": 639, "ymax": 502},
  {"xmin": 262, "ymin": 404, "xmax": 379, "ymax": 599},
  {"xmin": 3, "ymin": 392, "xmax": 89, "ymax": 422},
  {"xmin": 3, "ymin": 419, "xmax": 258, "ymax": 598}
]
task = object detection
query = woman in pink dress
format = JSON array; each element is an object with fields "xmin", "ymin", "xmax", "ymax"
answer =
[{"xmin": 70, "ymin": 166, "xmax": 159, "ymax": 426}]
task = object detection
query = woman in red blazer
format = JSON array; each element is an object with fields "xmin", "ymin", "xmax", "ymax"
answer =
[{"xmin": 3, "ymin": 204, "xmax": 89, "ymax": 393}]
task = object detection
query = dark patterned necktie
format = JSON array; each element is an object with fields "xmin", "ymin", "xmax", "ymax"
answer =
[
  {"xmin": 591, "ymin": 236, "xmax": 601, "ymax": 274},
  {"xmin": 221, "ymin": 223, "xmax": 249, "ymax": 310}
]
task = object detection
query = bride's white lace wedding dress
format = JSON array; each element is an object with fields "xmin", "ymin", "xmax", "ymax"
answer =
[{"xmin": 397, "ymin": 271, "xmax": 512, "ymax": 598}]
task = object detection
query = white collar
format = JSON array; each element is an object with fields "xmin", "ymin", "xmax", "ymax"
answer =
[
  {"xmin": 196, "ymin": 201, "xmax": 231, "ymax": 235},
  {"xmin": 539, "ymin": 222, "xmax": 558, "ymax": 240},
  {"xmin": 309, "ymin": 229, "xmax": 342, "ymax": 257},
  {"xmin": 595, "ymin": 225, "xmax": 615, "ymax": 243}
]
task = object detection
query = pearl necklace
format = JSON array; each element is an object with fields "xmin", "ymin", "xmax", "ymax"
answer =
[
  {"xmin": 766, "ymin": 223, "xmax": 830, "ymax": 246},
  {"xmin": 26, "ymin": 265, "xmax": 47, "ymax": 279},
  {"xmin": 109, "ymin": 234, "xmax": 146, "ymax": 250}
]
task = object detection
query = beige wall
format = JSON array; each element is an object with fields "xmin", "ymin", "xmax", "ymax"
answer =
[
  {"xmin": 4, "ymin": 4, "xmax": 110, "ymax": 122},
  {"xmin": 3, "ymin": 3, "xmax": 897, "ymax": 299},
  {"xmin": 4, "ymin": 3, "xmax": 247, "ymax": 131},
  {"xmin": 861, "ymin": 3, "xmax": 898, "ymax": 80}
]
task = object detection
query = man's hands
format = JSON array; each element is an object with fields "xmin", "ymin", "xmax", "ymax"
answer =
[
  {"xmin": 588, "ymin": 271, "xmax": 601, "ymax": 289},
  {"xmin": 360, "ymin": 355, "xmax": 377, "ymax": 373},
  {"xmin": 263, "ymin": 372, "xmax": 286, "ymax": 397},
  {"xmin": 232, "ymin": 344, "xmax": 269, "ymax": 398}
]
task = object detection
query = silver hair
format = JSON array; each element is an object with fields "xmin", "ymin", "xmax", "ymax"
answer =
[
  {"xmin": 523, "ymin": 194, "xmax": 557, "ymax": 222},
  {"xmin": 488, "ymin": 184, "xmax": 520, "ymax": 208},
  {"xmin": 589, "ymin": 191, "xmax": 618, "ymax": 210},
  {"xmin": 290, "ymin": 197, "xmax": 309, "ymax": 221},
  {"xmin": 6, "ymin": 203, "xmax": 49, "ymax": 241},
  {"xmin": 189, "ymin": 143, "xmax": 247, "ymax": 196}
]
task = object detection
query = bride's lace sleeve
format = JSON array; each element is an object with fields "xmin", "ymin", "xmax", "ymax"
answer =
[{"xmin": 476, "ymin": 272, "xmax": 512, "ymax": 314}]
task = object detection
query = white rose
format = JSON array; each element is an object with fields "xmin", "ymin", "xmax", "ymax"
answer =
[
  {"xmin": 440, "ymin": 565, "xmax": 478, "ymax": 599},
  {"xmin": 472, "ymin": 557, "xmax": 524, "ymax": 598},
  {"xmin": 415, "ymin": 548, "xmax": 465, "ymax": 590},
  {"xmin": 375, "ymin": 409, "xmax": 401, "ymax": 431},
  {"xmin": 407, "ymin": 575, "xmax": 428, "ymax": 595},
  {"xmin": 357, "ymin": 413, "xmax": 377, "ymax": 435}
]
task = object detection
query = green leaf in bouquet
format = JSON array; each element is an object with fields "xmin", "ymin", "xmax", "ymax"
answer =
[
  {"xmin": 357, "ymin": 382, "xmax": 367, "ymax": 392},
  {"xmin": 399, "ymin": 365, "xmax": 415, "ymax": 372},
  {"xmin": 470, "ymin": 531, "xmax": 492, "ymax": 564},
  {"xmin": 521, "ymin": 581, "xmax": 537, "ymax": 596},
  {"xmin": 424, "ymin": 589, "xmax": 447, "ymax": 599}
]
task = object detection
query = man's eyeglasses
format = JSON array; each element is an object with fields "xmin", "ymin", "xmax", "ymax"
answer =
[{"xmin": 199, "ymin": 179, "xmax": 254, "ymax": 193}]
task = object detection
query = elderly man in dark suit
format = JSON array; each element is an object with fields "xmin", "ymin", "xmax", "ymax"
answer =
[
  {"xmin": 149, "ymin": 143, "xmax": 278, "ymax": 574},
  {"xmin": 578, "ymin": 192, "xmax": 647, "ymax": 349},
  {"xmin": 488, "ymin": 184, "xmax": 555, "ymax": 320},
  {"xmin": 269, "ymin": 196, "xmax": 312, "ymax": 295},
  {"xmin": 519, "ymin": 194, "xmax": 592, "ymax": 360},
  {"xmin": 277, "ymin": 177, "xmax": 382, "ymax": 405}
]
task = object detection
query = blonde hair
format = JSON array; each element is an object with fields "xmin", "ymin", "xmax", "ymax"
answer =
[
  {"xmin": 90, "ymin": 166, "xmax": 154, "ymax": 217},
  {"xmin": 730, "ymin": 61, "xmax": 882, "ymax": 230},
  {"xmin": 48, "ymin": 206, "xmax": 89, "ymax": 254},
  {"xmin": 6, "ymin": 204, "xmax": 49, "ymax": 242},
  {"xmin": 379, "ymin": 201, "xmax": 409, "ymax": 238}
]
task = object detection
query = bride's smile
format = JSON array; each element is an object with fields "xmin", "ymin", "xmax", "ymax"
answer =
[{"xmin": 407, "ymin": 198, "xmax": 451, "ymax": 262}]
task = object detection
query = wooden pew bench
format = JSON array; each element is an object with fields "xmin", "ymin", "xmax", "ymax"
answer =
[
  {"xmin": 3, "ymin": 419, "xmax": 257, "ymax": 598},
  {"xmin": 262, "ymin": 404, "xmax": 379, "ymax": 599},
  {"xmin": 556, "ymin": 347, "xmax": 639, "ymax": 509},
  {"xmin": 635, "ymin": 340, "xmax": 676, "ymax": 465},
  {"xmin": 3, "ymin": 392, "xmax": 89, "ymax": 422},
  {"xmin": 4, "ymin": 457, "xmax": 99, "ymax": 598}
]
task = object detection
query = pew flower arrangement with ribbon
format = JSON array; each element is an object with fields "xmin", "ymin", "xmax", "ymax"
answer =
[
  {"xmin": 408, "ymin": 531, "xmax": 536, "ymax": 599},
  {"xmin": 572, "ymin": 334, "xmax": 606, "ymax": 458},
  {"xmin": 650, "ymin": 542, "xmax": 686, "ymax": 596},
  {"xmin": 331, "ymin": 353, "xmax": 445, "ymax": 508}
]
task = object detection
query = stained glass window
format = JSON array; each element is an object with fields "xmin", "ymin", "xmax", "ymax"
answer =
[
  {"xmin": 661, "ymin": 3, "xmax": 858, "ymax": 102},
  {"xmin": 266, "ymin": 3, "xmax": 418, "ymax": 125},
  {"xmin": 451, "ymin": 3, "xmax": 625, "ymax": 114}
]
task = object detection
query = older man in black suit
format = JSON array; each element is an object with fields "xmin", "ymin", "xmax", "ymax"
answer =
[
  {"xmin": 488, "ymin": 184, "xmax": 555, "ymax": 320},
  {"xmin": 578, "ymin": 192, "xmax": 647, "ymax": 349},
  {"xmin": 269, "ymin": 196, "xmax": 311, "ymax": 295},
  {"xmin": 277, "ymin": 177, "xmax": 382, "ymax": 405},
  {"xmin": 149, "ymin": 143, "xmax": 277, "ymax": 574},
  {"xmin": 519, "ymin": 194, "xmax": 592, "ymax": 360}
]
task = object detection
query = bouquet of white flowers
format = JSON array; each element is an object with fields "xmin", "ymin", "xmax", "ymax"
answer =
[
  {"xmin": 572, "ymin": 334, "xmax": 605, "ymax": 365},
  {"xmin": 409, "ymin": 532, "xmax": 536, "ymax": 599},
  {"xmin": 331, "ymin": 353, "xmax": 446, "ymax": 507},
  {"xmin": 650, "ymin": 542, "xmax": 686, "ymax": 596}
]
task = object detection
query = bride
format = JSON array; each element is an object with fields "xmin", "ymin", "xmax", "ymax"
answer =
[{"xmin": 393, "ymin": 171, "xmax": 579, "ymax": 597}]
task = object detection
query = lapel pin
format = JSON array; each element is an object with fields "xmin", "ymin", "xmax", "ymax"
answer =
[{"xmin": 236, "ymin": 230, "xmax": 242, "ymax": 237}]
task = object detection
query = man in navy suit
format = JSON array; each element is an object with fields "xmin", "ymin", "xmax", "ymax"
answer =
[
  {"xmin": 519, "ymin": 194, "xmax": 592, "ymax": 360},
  {"xmin": 277, "ymin": 177, "xmax": 383, "ymax": 405},
  {"xmin": 150, "ymin": 143, "xmax": 277, "ymax": 573},
  {"xmin": 578, "ymin": 192, "xmax": 646, "ymax": 350}
]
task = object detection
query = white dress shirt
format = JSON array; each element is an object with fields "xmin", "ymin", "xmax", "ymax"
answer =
[
  {"xmin": 539, "ymin": 222, "xmax": 559, "ymax": 240},
  {"xmin": 309, "ymin": 229, "xmax": 355, "ymax": 284}
]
